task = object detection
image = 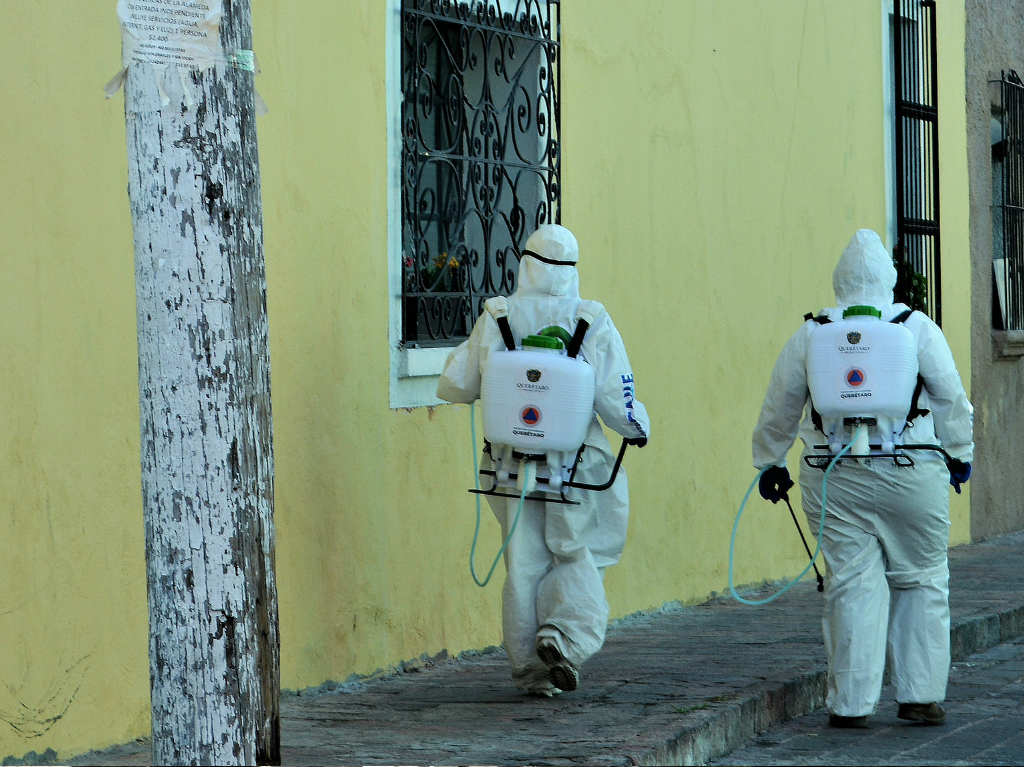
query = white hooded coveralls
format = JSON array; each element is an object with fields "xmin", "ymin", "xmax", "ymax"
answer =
[
  {"xmin": 437, "ymin": 225, "xmax": 651, "ymax": 694},
  {"xmin": 751, "ymin": 230, "xmax": 974, "ymax": 717}
]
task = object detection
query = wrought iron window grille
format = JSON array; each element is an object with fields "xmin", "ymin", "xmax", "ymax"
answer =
[
  {"xmin": 991, "ymin": 69, "xmax": 1024, "ymax": 331},
  {"xmin": 892, "ymin": 0, "xmax": 941, "ymax": 324},
  {"xmin": 400, "ymin": 0, "xmax": 561, "ymax": 347}
]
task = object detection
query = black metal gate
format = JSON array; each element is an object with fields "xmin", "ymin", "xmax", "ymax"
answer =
[
  {"xmin": 993, "ymin": 70, "xmax": 1024, "ymax": 331},
  {"xmin": 400, "ymin": 0, "xmax": 561, "ymax": 346},
  {"xmin": 893, "ymin": 0, "xmax": 941, "ymax": 323}
]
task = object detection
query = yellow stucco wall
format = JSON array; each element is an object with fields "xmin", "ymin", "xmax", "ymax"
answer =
[
  {"xmin": 0, "ymin": 3, "xmax": 150, "ymax": 762},
  {"xmin": 0, "ymin": 1, "xmax": 972, "ymax": 760},
  {"xmin": 563, "ymin": 0, "xmax": 887, "ymax": 604},
  {"xmin": 256, "ymin": 0, "xmax": 499, "ymax": 695},
  {"xmin": 557, "ymin": 0, "xmax": 973, "ymax": 607}
]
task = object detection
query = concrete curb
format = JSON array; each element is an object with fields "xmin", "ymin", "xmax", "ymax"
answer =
[
  {"xmin": 950, "ymin": 604, "xmax": 1024, "ymax": 659},
  {"xmin": 632, "ymin": 669, "xmax": 828, "ymax": 766},
  {"xmin": 630, "ymin": 601, "xmax": 1024, "ymax": 766}
]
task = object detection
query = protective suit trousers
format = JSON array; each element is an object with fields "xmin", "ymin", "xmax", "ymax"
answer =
[
  {"xmin": 800, "ymin": 457, "xmax": 951, "ymax": 717},
  {"xmin": 494, "ymin": 496, "xmax": 609, "ymax": 691}
]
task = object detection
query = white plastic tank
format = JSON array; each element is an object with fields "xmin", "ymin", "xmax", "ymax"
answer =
[
  {"xmin": 806, "ymin": 305, "xmax": 918, "ymax": 450},
  {"xmin": 481, "ymin": 334, "xmax": 596, "ymax": 452}
]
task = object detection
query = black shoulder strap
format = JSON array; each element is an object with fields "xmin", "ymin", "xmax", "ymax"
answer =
[
  {"xmin": 803, "ymin": 312, "xmax": 828, "ymax": 432},
  {"xmin": 495, "ymin": 315, "xmax": 517, "ymax": 351},
  {"xmin": 810, "ymin": 405, "xmax": 824, "ymax": 434},
  {"xmin": 907, "ymin": 375, "xmax": 929, "ymax": 425},
  {"xmin": 891, "ymin": 309, "xmax": 914, "ymax": 324},
  {"xmin": 889, "ymin": 309, "xmax": 930, "ymax": 427},
  {"xmin": 566, "ymin": 317, "xmax": 590, "ymax": 359}
]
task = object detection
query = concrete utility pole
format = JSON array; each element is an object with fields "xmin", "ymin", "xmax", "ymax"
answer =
[{"xmin": 120, "ymin": 1, "xmax": 279, "ymax": 763}]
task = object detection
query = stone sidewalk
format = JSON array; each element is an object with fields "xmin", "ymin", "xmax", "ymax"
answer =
[
  {"xmin": 67, "ymin": 531, "xmax": 1024, "ymax": 767},
  {"xmin": 711, "ymin": 635, "xmax": 1024, "ymax": 765}
]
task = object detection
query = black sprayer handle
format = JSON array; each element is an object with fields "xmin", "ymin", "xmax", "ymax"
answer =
[{"xmin": 568, "ymin": 439, "xmax": 631, "ymax": 491}]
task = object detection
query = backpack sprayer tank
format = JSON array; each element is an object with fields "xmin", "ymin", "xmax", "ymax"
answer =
[
  {"xmin": 481, "ymin": 332, "xmax": 596, "ymax": 494},
  {"xmin": 481, "ymin": 341, "xmax": 595, "ymax": 452},
  {"xmin": 478, "ymin": 297, "xmax": 597, "ymax": 496},
  {"xmin": 806, "ymin": 305, "xmax": 918, "ymax": 455}
]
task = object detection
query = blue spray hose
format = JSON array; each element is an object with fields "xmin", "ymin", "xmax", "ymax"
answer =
[
  {"xmin": 468, "ymin": 402, "xmax": 529, "ymax": 587},
  {"xmin": 728, "ymin": 442, "xmax": 852, "ymax": 605}
]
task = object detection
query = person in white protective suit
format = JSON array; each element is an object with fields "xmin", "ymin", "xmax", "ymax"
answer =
[
  {"xmin": 751, "ymin": 229, "xmax": 973, "ymax": 728},
  {"xmin": 437, "ymin": 224, "xmax": 650, "ymax": 697}
]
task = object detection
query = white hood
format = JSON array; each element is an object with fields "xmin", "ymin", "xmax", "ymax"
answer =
[
  {"xmin": 832, "ymin": 229, "xmax": 897, "ymax": 309},
  {"xmin": 438, "ymin": 223, "xmax": 649, "ymax": 449},
  {"xmin": 518, "ymin": 224, "xmax": 580, "ymax": 298}
]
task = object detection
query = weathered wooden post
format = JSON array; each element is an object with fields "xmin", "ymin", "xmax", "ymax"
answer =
[{"xmin": 115, "ymin": 1, "xmax": 279, "ymax": 763}]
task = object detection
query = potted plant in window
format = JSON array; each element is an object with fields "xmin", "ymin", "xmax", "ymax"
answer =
[{"xmin": 403, "ymin": 252, "xmax": 462, "ymax": 342}]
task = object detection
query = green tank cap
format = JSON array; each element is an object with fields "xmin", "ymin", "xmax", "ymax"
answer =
[
  {"xmin": 842, "ymin": 305, "xmax": 882, "ymax": 319},
  {"xmin": 537, "ymin": 325, "xmax": 573, "ymax": 347},
  {"xmin": 522, "ymin": 334, "xmax": 563, "ymax": 350}
]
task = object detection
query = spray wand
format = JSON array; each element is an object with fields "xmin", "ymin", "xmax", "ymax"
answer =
[
  {"xmin": 780, "ymin": 491, "xmax": 824, "ymax": 592},
  {"xmin": 730, "ymin": 441, "xmax": 852, "ymax": 605}
]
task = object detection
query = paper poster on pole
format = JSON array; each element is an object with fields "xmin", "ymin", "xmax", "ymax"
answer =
[
  {"xmin": 106, "ymin": 0, "xmax": 263, "ymax": 111},
  {"xmin": 117, "ymin": 0, "xmax": 226, "ymax": 71}
]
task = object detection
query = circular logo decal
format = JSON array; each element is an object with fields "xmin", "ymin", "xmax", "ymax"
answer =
[
  {"xmin": 520, "ymin": 406, "xmax": 542, "ymax": 426},
  {"xmin": 845, "ymin": 368, "xmax": 866, "ymax": 387}
]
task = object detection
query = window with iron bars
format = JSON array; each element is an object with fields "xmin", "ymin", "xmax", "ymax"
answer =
[
  {"xmin": 892, "ymin": 0, "xmax": 941, "ymax": 324},
  {"xmin": 400, "ymin": 0, "xmax": 561, "ymax": 347},
  {"xmin": 992, "ymin": 70, "xmax": 1024, "ymax": 331}
]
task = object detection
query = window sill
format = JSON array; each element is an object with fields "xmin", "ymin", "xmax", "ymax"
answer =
[
  {"xmin": 389, "ymin": 345, "xmax": 453, "ymax": 409},
  {"xmin": 399, "ymin": 346, "xmax": 451, "ymax": 377},
  {"xmin": 992, "ymin": 329, "xmax": 1024, "ymax": 358}
]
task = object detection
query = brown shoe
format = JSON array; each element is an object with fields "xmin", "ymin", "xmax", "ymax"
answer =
[
  {"xmin": 897, "ymin": 702, "xmax": 946, "ymax": 725},
  {"xmin": 828, "ymin": 714, "xmax": 870, "ymax": 729},
  {"xmin": 536, "ymin": 637, "xmax": 580, "ymax": 692}
]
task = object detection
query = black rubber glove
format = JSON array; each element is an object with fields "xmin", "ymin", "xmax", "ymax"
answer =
[
  {"xmin": 759, "ymin": 465, "xmax": 794, "ymax": 504},
  {"xmin": 948, "ymin": 459, "xmax": 972, "ymax": 495},
  {"xmin": 625, "ymin": 436, "xmax": 648, "ymax": 448}
]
